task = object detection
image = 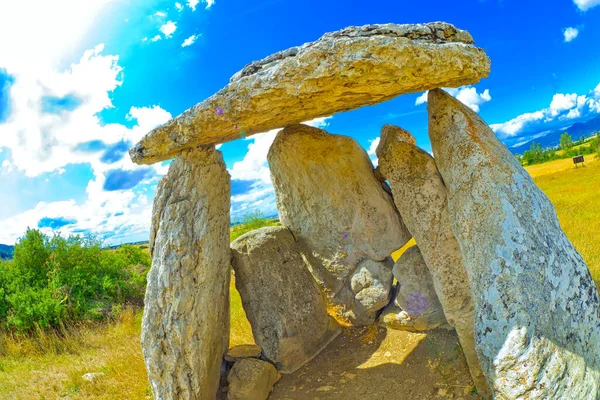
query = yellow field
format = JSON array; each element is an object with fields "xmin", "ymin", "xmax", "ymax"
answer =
[
  {"xmin": 0, "ymin": 156, "xmax": 598, "ymax": 399},
  {"xmin": 525, "ymin": 156, "xmax": 600, "ymax": 287}
]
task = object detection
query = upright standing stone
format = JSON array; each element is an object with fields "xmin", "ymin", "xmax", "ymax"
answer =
[
  {"xmin": 428, "ymin": 88, "xmax": 600, "ymax": 399},
  {"xmin": 268, "ymin": 124, "xmax": 411, "ymax": 325},
  {"xmin": 376, "ymin": 125, "xmax": 490, "ymax": 396},
  {"xmin": 230, "ymin": 226, "xmax": 341, "ymax": 373},
  {"xmin": 380, "ymin": 246, "xmax": 447, "ymax": 332},
  {"xmin": 142, "ymin": 147, "xmax": 231, "ymax": 400}
]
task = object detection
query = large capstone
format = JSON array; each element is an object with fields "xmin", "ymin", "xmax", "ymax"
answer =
[
  {"xmin": 380, "ymin": 246, "xmax": 447, "ymax": 332},
  {"xmin": 130, "ymin": 22, "xmax": 490, "ymax": 165},
  {"xmin": 376, "ymin": 124, "xmax": 491, "ymax": 397},
  {"xmin": 141, "ymin": 147, "xmax": 231, "ymax": 400},
  {"xmin": 230, "ymin": 226, "xmax": 341, "ymax": 374},
  {"xmin": 428, "ymin": 88, "xmax": 600, "ymax": 399},
  {"xmin": 268, "ymin": 124, "xmax": 411, "ymax": 325}
]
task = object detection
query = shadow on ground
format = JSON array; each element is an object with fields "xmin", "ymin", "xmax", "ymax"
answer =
[{"xmin": 270, "ymin": 327, "xmax": 482, "ymax": 400}]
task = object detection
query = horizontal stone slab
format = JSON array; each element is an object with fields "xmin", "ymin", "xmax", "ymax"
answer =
[{"xmin": 130, "ymin": 22, "xmax": 491, "ymax": 165}]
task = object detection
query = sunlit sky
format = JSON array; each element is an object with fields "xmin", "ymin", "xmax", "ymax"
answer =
[{"xmin": 1, "ymin": 0, "xmax": 599, "ymax": 245}]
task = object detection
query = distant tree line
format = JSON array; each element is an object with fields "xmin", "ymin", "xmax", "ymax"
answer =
[
  {"xmin": 0, "ymin": 229, "xmax": 150, "ymax": 333},
  {"xmin": 517, "ymin": 132, "xmax": 600, "ymax": 166}
]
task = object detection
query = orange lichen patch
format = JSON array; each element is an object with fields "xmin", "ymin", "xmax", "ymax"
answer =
[{"xmin": 360, "ymin": 325, "xmax": 379, "ymax": 345}]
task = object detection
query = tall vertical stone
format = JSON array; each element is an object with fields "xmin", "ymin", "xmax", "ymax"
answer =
[
  {"xmin": 376, "ymin": 125, "xmax": 490, "ymax": 396},
  {"xmin": 142, "ymin": 147, "xmax": 231, "ymax": 400},
  {"xmin": 428, "ymin": 88, "xmax": 600, "ymax": 399},
  {"xmin": 268, "ymin": 124, "xmax": 411, "ymax": 325}
]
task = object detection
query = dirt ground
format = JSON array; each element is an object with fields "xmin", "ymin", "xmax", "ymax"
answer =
[{"xmin": 270, "ymin": 326, "xmax": 483, "ymax": 400}]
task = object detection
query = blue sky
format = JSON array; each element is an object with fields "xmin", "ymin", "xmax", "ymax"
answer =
[{"xmin": 0, "ymin": 0, "xmax": 599, "ymax": 245}]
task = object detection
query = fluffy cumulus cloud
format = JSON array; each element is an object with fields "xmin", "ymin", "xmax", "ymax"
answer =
[
  {"xmin": 0, "ymin": 1, "xmax": 173, "ymax": 244},
  {"xmin": 228, "ymin": 117, "xmax": 331, "ymax": 222},
  {"xmin": 573, "ymin": 0, "xmax": 600, "ymax": 11},
  {"xmin": 491, "ymin": 83, "xmax": 600, "ymax": 138},
  {"xmin": 367, "ymin": 137, "xmax": 380, "ymax": 166},
  {"xmin": 415, "ymin": 86, "xmax": 491, "ymax": 112},
  {"xmin": 159, "ymin": 21, "xmax": 177, "ymax": 38},
  {"xmin": 563, "ymin": 27, "xmax": 579, "ymax": 42},
  {"xmin": 181, "ymin": 34, "xmax": 199, "ymax": 47}
]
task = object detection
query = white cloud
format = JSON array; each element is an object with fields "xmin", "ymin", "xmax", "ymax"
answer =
[
  {"xmin": 414, "ymin": 86, "xmax": 491, "ymax": 112},
  {"xmin": 188, "ymin": 0, "xmax": 214, "ymax": 10},
  {"xmin": 367, "ymin": 137, "xmax": 380, "ymax": 156},
  {"xmin": 159, "ymin": 21, "xmax": 177, "ymax": 38},
  {"xmin": 491, "ymin": 83, "xmax": 600, "ymax": 138},
  {"xmin": 155, "ymin": 11, "xmax": 166, "ymax": 17},
  {"xmin": 150, "ymin": 35, "xmax": 162, "ymax": 42},
  {"xmin": 181, "ymin": 34, "xmax": 199, "ymax": 47},
  {"xmin": 175, "ymin": 2, "xmax": 183, "ymax": 11},
  {"xmin": 415, "ymin": 92, "xmax": 428, "ymax": 105},
  {"xmin": 573, "ymin": 0, "xmax": 600, "ymax": 11},
  {"xmin": 563, "ymin": 27, "xmax": 579, "ymax": 42}
]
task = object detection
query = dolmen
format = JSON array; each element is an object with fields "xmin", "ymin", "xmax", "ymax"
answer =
[{"xmin": 131, "ymin": 21, "xmax": 600, "ymax": 400}]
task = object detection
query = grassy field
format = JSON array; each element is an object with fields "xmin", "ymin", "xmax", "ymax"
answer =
[{"xmin": 0, "ymin": 157, "xmax": 598, "ymax": 399}]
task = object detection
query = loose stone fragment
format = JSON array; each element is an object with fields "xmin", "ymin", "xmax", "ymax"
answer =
[
  {"xmin": 268, "ymin": 124, "xmax": 411, "ymax": 325},
  {"xmin": 142, "ymin": 147, "xmax": 231, "ymax": 400},
  {"xmin": 380, "ymin": 246, "xmax": 446, "ymax": 332},
  {"xmin": 227, "ymin": 359, "xmax": 280, "ymax": 400},
  {"xmin": 130, "ymin": 22, "xmax": 490, "ymax": 165},
  {"xmin": 428, "ymin": 88, "xmax": 600, "ymax": 399},
  {"xmin": 231, "ymin": 226, "xmax": 341, "ymax": 373},
  {"xmin": 225, "ymin": 345, "xmax": 263, "ymax": 363}
]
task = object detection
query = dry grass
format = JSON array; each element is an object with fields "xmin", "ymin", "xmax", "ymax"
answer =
[
  {"xmin": 1, "ymin": 160, "xmax": 599, "ymax": 398},
  {"xmin": 525, "ymin": 156, "xmax": 600, "ymax": 288}
]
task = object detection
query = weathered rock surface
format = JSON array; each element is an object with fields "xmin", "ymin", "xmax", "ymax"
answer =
[
  {"xmin": 225, "ymin": 345, "xmax": 263, "ymax": 363},
  {"xmin": 231, "ymin": 226, "xmax": 341, "ymax": 373},
  {"xmin": 130, "ymin": 22, "xmax": 490, "ymax": 165},
  {"xmin": 380, "ymin": 246, "xmax": 446, "ymax": 331},
  {"xmin": 376, "ymin": 124, "xmax": 490, "ymax": 396},
  {"xmin": 227, "ymin": 359, "xmax": 280, "ymax": 400},
  {"xmin": 142, "ymin": 147, "xmax": 231, "ymax": 400},
  {"xmin": 428, "ymin": 88, "xmax": 600, "ymax": 399},
  {"xmin": 268, "ymin": 124, "xmax": 411, "ymax": 325}
]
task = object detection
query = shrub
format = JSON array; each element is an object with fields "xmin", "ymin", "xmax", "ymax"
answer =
[{"xmin": 0, "ymin": 229, "xmax": 151, "ymax": 334}]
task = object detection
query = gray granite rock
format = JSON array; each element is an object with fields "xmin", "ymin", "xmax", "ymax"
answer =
[
  {"xmin": 428, "ymin": 88, "xmax": 600, "ymax": 399},
  {"xmin": 142, "ymin": 147, "xmax": 231, "ymax": 400},
  {"xmin": 231, "ymin": 226, "xmax": 341, "ymax": 373}
]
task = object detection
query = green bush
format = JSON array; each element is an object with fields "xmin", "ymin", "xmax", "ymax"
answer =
[{"xmin": 0, "ymin": 229, "xmax": 150, "ymax": 333}]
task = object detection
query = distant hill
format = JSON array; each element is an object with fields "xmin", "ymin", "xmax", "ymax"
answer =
[
  {"xmin": 0, "ymin": 244, "xmax": 14, "ymax": 260},
  {"xmin": 510, "ymin": 115, "xmax": 600, "ymax": 154}
]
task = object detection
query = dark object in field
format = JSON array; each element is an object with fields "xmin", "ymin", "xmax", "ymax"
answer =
[{"xmin": 573, "ymin": 155, "xmax": 585, "ymax": 167}]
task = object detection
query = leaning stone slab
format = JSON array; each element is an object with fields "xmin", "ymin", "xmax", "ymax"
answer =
[
  {"xmin": 141, "ymin": 147, "xmax": 231, "ymax": 400},
  {"xmin": 130, "ymin": 22, "xmax": 490, "ymax": 165},
  {"xmin": 380, "ymin": 246, "xmax": 446, "ymax": 332},
  {"xmin": 231, "ymin": 226, "xmax": 341, "ymax": 374},
  {"xmin": 227, "ymin": 359, "xmax": 280, "ymax": 400},
  {"xmin": 428, "ymin": 88, "xmax": 600, "ymax": 399},
  {"xmin": 268, "ymin": 124, "xmax": 411, "ymax": 325},
  {"xmin": 376, "ymin": 124, "xmax": 491, "ymax": 397}
]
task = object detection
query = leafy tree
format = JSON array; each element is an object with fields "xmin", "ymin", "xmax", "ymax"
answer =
[{"xmin": 560, "ymin": 132, "xmax": 573, "ymax": 150}]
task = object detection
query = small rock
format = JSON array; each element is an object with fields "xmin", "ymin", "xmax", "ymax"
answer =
[
  {"xmin": 316, "ymin": 386, "xmax": 335, "ymax": 392},
  {"xmin": 225, "ymin": 344, "xmax": 263, "ymax": 362},
  {"xmin": 437, "ymin": 388, "xmax": 448, "ymax": 397},
  {"xmin": 227, "ymin": 359, "xmax": 280, "ymax": 400},
  {"xmin": 384, "ymin": 351, "xmax": 392, "ymax": 358},
  {"xmin": 82, "ymin": 372, "xmax": 104, "ymax": 382}
]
